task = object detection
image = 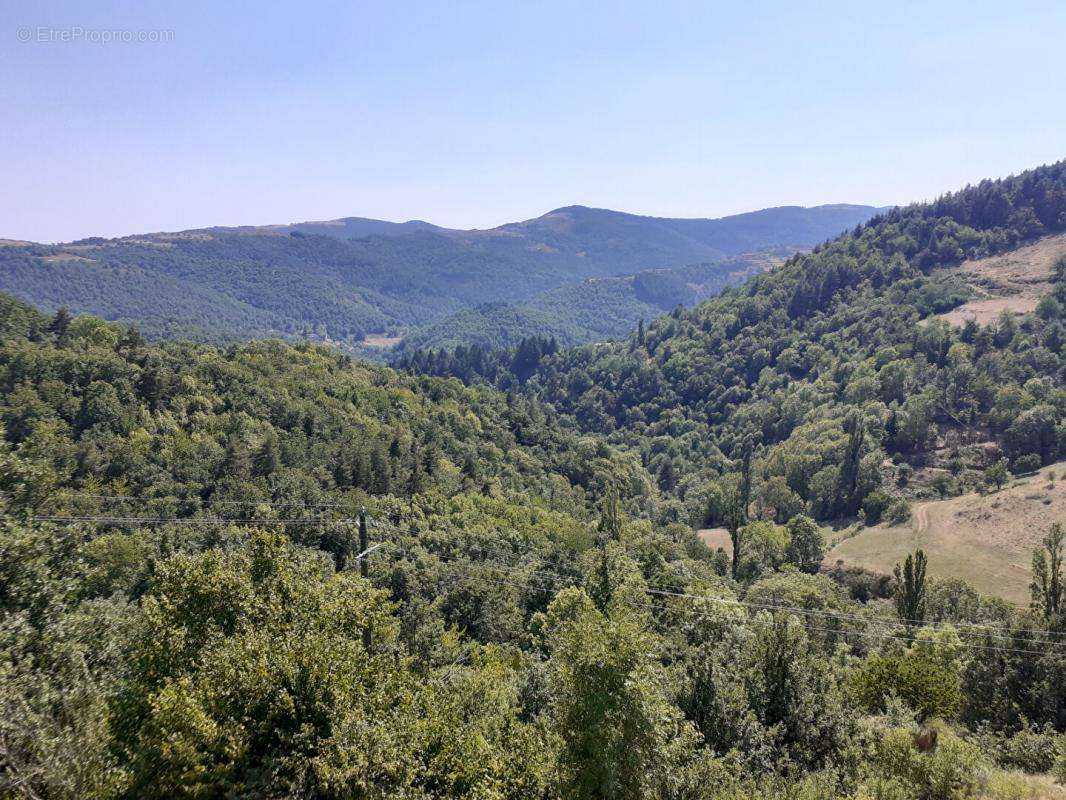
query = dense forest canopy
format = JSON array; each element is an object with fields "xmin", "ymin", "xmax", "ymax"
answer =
[
  {"xmin": 1, "ymin": 164, "xmax": 1065, "ymax": 800},
  {"xmin": 406, "ymin": 162, "xmax": 1066, "ymax": 529},
  {"xmin": 394, "ymin": 253, "xmax": 779, "ymax": 352}
]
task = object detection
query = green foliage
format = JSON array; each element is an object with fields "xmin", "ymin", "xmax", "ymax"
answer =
[
  {"xmin": 866, "ymin": 727, "xmax": 988, "ymax": 800},
  {"xmin": 1030, "ymin": 523, "xmax": 1064, "ymax": 618},
  {"xmin": 1011, "ymin": 453, "xmax": 1042, "ymax": 475},
  {"xmin": 894, "ymin": 550, "xmax": 929, "ymax": 626},
  {"xmin": 114, "ymin": 533, "xmax": 405, "ymax": 797},
  {"xmin": 863, "ymin": 490, "xmax": 894, "ymax": 525},
  {"xmin": 971, "ymin": 722, "xmax": 1066, "ymax": 774},
  {"xmin": 674, "ymin": 598, "xmax": 856, "ymax": 776},
  {"xmin": 757, "ymin": 475, "xmax": 806, "ymax": 524},
  {"xmin": 784, "ymin": 515, "xmax": 826, "ymax": 573},
  {"xmin": 1055, "ymin": 752, "xmax": 1066, "ymax": 785},
  {"xmin": 850, "ymin": 628, "xmax": 963, "ymax": 722},
  {"xmin": 412, "ymin": 161, "xmax": 1066, "ymax": 524},
  {"xmin": 541, "ymin": 587, "xmax": 695, "ymax": 800},
  {"xmin": 986, "ymin": 459, "xmax": 1010, "ymax": 491},
  {"xmin": 961, "ymin": 613, "xmax": 1066, "ymax": 733}
]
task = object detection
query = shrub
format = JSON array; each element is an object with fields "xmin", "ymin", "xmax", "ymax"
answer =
[
  {"xmin": 972, "ymin": 723, "xmax": 1066, "ymax": 774},
  {"xmin": 864, "ymin": 490, "xmax": 893, "ymax": 525},
  {"xmin": 931, "ymin": 473, "xmax": 957, "ymax": 498},
  {"xmin": 985, "ymin": 459, "xmax": 1010, "ymax": 490},
  {"xmin": 1011, "ymin": 453, "xmax": 1042, "ymax": 475},
  {"xmin": 1054, "ymin": 752, "xmax": 1066, "ymax": 785},
  {"xmin": 850, "ymin": 647, "xmax": 961, "ymax": 722},
  {"xmin": 982, "ymin": 770, "xmax": 1066, "ymax": 799},
  {"xmin": 827, "ymin": 563, "xmax": 895, "ymax": 602},
  {"xmin": 886, "ymin": 499, "xmax": 912, "ymax": 526},
  {"xmin": 869, "ymin": 727, "xmax": 988, "ymax": 800}
]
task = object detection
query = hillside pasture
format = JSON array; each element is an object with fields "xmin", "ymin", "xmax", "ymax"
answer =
[
  {"xmin": 826, "ymin": 465, "xmax": 1066, "ymax": 604},
  {"xmin": 936, "ymin": 232, "xmax": 1066, "ymax": 326}
]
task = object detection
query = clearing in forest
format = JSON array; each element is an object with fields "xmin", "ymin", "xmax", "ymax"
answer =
[
  {"xmin": 361, "ymin": 334, "xmax": 403, "ymax": 348},
  {"xmin": 825, "ymin": 465, "xmax": 1066, "ymax": 605},
  {"xmin": 935, "ymin": 232, "xmax": 1066, "ymax": 326}
]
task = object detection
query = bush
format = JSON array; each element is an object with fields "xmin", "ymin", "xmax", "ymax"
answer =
[
  {"xmin": 931, "ymin": 473, "xmax": 958, "ymax": 498},
  {"xmin": 985, "ymin": 458, "xmax": 1010, "ymax": 490},
  {"xmin": 869, "ymin": 727, "xmax": 988, "ymax": 800},
  {"xmin": 982, "ymin": 770, "xmax": 1066, "ymax": 799},
  {"xmin": 1011, "ymin": 453, "xmax": 1042, "ymax": 475},
  {"xmin": 886, "ymin": 499, "xmax": 912, "ymax": 526},
  {"xmin": 1054, "ymin": 752, "xmax": 1066, "ymax": 785},
  {"xmin": 972, "ymin": 723, "xmax": 1066, "ymax": 774},
  {"xmin": 864, "ymin": 490, "xmax": 893, "ymax": 525},
  {"xmin": 850, "ymin": 648, "xmax": 961, "ymax": 722},
  {"xmin": 827, "ymin": 563, "xmax": 894, "ymax": 602}
]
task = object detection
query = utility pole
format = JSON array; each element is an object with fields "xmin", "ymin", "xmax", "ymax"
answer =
[
  {"xmin": 358, "ymin": 508, "xmax": 369, "ymax": 580},
  {"xmin": 359, "ymin": 507, "xmax": 371, "ymax": 650}
]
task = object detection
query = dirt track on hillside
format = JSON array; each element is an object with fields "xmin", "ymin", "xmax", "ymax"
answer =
[
  {"xmin": 827, "ymin": 466, "xmax": 1065, "ymax": 604},
  {"xmin": 935, "ymin": 233, "xmax": 1066, "ymax": 327}
]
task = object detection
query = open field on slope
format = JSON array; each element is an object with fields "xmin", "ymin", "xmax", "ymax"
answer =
[
  {"xmin": 361, "ymin": 334, "xmax": 403, "ymax": 348},
  {"xmin": 936, "ymin": 232, "xmax": 1066, "ymax": 326},
  {"xmin": 698, "ymin": 527, "xmax": 732, "ymax": 556},
  {"xmin": 826, "ymin": 465, "xmax": 1066, "ymax": 605}
]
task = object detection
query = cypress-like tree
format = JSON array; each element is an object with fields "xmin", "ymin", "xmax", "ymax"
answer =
[
  {"xmin": 836, "ymin": 412, "xmax": 865, "ymax": 515},
  {"xmin": 727, "ymin": 442, "xmax": 753, "ymax": 579},
  {"xmin": 49, "ymin": 307, "xmax": 72, "ymax": 339},
  {"xmin": 894, "ymin": 549, "xmax": 928, "ymax": 627},
  {"xmin": 369, "ymin": 446, "xmax": 390, "ymax": 495},
  {"xmin": 1031, "ymin": 523, "xmax": 1064, "ymax": 618},
  {"xmin": 253, "ymin": 433, "xmax": 281, "ymax": 477}
]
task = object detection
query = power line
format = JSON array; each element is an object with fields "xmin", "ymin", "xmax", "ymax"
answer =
[
  {"xmin": 372, "ymin": 538, "xmax": 1066, "ymax": 655},
  {"xmin": 369, "ymin": 523, "xmax": 1066, "ymax": 648},
  {"xmin": 7, "ymin": 507, "xmax": 1063, "ymax": 652},
  {"xmin": 0, "ymin": 513, "xmax": 354, "ymax": 527},
  {"xmin": 644, "ymin": 587, "xmax": 1065, "ymax": 645},
  {"xmin": 5, "ymin": 491, "xmax": 360, "ymax": 510},
  {"xmin": 409, "ymin": 551, "xmax": 1061, "ymax": 659}
]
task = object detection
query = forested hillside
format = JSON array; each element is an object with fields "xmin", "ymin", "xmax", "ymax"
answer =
[
  {"xmin": 395, "ymin": 252, "xmax": 779, "ymax": 351},
  {"xmin": 2, "ymin": 275, "xmax": 1065, "ymax": 798},
  {"xmin": 0, "ymin": 204, "xmax": 878, "ymax": 350},
  {"xmin": 409, "ymin": 162, "xmax": 1066, "ymax": 532}
]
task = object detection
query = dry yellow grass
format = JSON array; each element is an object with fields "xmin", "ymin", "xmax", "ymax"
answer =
[
  {"xmin": 935, "ymin": 233, "xmax": 1066, "ymax": 327},
  {"xmin": 361, "ymin": 335, "xmax": 402, "ymax": 348},
  {"xmin": 697, "ymin": 527, "xmax": 732, "ymax": 556},
  {"xmin": 980, "ymin": 770, "xmax": 1066, "ymax": 799},
  {"xmin": 39, "ymin": 253, "xmax": 94, "ymax": 263},
  {"xmin": 826, "ymin": 466, "xmax": 1066, "ymax": 604}
]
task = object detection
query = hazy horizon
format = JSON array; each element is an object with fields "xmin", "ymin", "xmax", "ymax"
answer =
[
  {"xmin": 3, "ymin": 0, "xmax": 1065, "ymax": 242},
  {"xmin": 8, "ymin": 200, "xmax": 893, "ymax": 245}
]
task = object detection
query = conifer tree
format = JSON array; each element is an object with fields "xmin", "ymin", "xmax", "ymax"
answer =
[
  {"xmin": 894, "ymin": 549, "xmax": 928, "ymax": 627},
  {"xmin": 1031, "ymin": 523, "xmax": 1064, "ymax": 618}
]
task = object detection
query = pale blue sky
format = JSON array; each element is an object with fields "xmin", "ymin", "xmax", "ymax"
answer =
[{"xmin": 2, "ymin": 0, "xmax": 1064, "ymax": 242}]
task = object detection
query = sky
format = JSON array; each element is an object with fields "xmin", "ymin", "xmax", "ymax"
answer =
[{"xmin": 2, "ymin": 1, "xmax": 1065, "ymax": 243}]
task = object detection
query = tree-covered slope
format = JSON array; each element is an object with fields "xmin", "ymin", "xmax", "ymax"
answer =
[
  {"xmin": 2, "ymin": 296, "xmax": 1064, "ymax": 799},
  {"xmin": 0, "ymin": 203, "xmax": 879, "ymax": 348},
  {"xmin": 0, "ymin": 310, "xmax": 649, "ymax": 514},
  {"xmin": 408, "ymin": 162, "xmax": 1066, "ymax": 528},
  {"xmin": 395, "ymin": 252, "xmax": 779, "ymax": 352}
]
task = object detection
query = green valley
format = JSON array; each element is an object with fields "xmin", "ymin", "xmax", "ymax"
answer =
[{"xmin": 2, "ymin": 162, "xmax": 1065, "ymax": 799}]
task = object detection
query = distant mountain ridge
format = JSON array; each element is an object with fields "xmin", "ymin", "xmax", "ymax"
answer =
[
  {"xmin": 0, "ymin": 203, "xmax": 883, "ymax": 349},
  {"xmin": 264, "ymin": 203, "xmax": 884, "ymax": 275},
  {"xmin": 254, "ymin": 217, "xmax": 445, "ymax": 239}
]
